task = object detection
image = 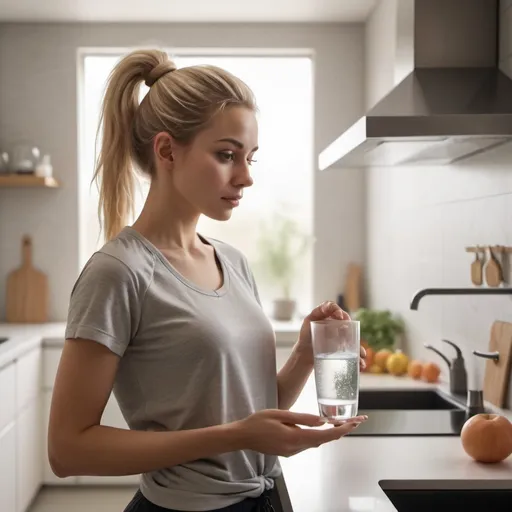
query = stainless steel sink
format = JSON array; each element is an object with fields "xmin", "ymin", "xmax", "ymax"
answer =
[
  {"xmin": 358, "ymin": 389, "xmax": 465, "ymax": 411},
  {"xmin": 379, "ymin": 479, "xmax": 512, "ymax": 511}
]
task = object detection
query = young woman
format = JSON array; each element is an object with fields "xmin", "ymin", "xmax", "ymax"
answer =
[{"xmin": 48, "ymin": 49, "xmax": 367, "ymax": 512}]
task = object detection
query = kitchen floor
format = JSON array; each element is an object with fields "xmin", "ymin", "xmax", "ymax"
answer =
[{"xmin": 29, "ymin": 486, "xmax": 138, "ymax": 512}]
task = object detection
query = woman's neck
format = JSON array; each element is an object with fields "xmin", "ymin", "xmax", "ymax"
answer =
[{"xmin": 131, "ymin": 180, "xmax": 202, "ymax": 252}]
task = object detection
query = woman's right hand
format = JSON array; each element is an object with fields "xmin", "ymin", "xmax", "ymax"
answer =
[{"xmin": 235, "ymin": 409, "xmax": 368, "ymax": 457}]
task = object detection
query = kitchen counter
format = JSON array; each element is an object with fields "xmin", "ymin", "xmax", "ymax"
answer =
[
  {"xmin": 2, "ymin": 323, "xmax": 512, "ymax": 512},
  {"xmin": 279, "ymin": 375, "xmax": 512, "ymax": 512},
  {"xmin": 0, "ymin": 322, "xmax": 66, "ymax": 368}
]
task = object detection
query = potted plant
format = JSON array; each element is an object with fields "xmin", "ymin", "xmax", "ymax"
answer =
[
  {"xmin": 353, "ymin": 308, "xmax": 405, "ymax": 352},
  {"xmin": 253, "ymin": 211, "xmax": 312, "ymax": 321}
]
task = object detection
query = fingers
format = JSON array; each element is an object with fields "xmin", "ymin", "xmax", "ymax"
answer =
[
  {"xmin": 331, "ymin": 414, "xmax": 368, "ymax": 426},
  {"xmin": 308, "ymin": 301, "xmax": 351, "ymax": 322},
  {"xmin": 359, "ymin": 346, "xmax": 367, "ymax": 370},
  {"xmin": 300, "ymin": 415, "xmax": 368, "ymax": 445},
  {"xmin": 269, "ymin": 409, "xmax": 326, "ymax": 427}
]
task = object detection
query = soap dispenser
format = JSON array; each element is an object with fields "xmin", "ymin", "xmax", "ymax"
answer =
[{"xmin": 466, "ymin": 348, "xmax": 500, "ymax": 415}]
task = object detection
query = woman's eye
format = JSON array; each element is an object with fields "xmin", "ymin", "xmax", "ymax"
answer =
[
  {"xmin": 217, "ymin": 152, "xmax": 257, "ymax": 166},
  {"xmin": 218, "ymin": 152, "xmax": 234, "ymax": 162}
]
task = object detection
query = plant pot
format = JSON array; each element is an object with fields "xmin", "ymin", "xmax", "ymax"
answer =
[{"xmin": 272, "ymin": 299, "xmax": 296, "ymax": 321}]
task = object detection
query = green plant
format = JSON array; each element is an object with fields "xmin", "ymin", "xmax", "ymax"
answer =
[
  {"xmin": 354, "ymin": 308, "xmax": 405, "ymax": 351},
  {"xmin": 254, "ymin": 212, "xmax": 312, "ymax": 300}
]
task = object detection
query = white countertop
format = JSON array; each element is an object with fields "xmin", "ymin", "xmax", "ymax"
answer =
[
  {"xmin": 1, "ymin": 322, "xmax": 511, "ymax": 512},
  {"xmin": 0, "ymin": 322, "xmax": 67, "ymax": 368},
  {"xmin": 280, "ymin": 375, "xmax": 512, "ymax": 512}
]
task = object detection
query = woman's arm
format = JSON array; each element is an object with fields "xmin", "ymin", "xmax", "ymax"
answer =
[
  {"xmin": 276, "ymin": 343, "xmax": 313, "ymax": 410},
  {"xmin": 48, "ymin": 338, "xmax": 241, "ymax": 477}
]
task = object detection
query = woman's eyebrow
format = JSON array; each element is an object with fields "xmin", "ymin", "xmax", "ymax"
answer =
[{"xmin": 216, "ymin": 138, "xmax": 258, "ymax": 152}]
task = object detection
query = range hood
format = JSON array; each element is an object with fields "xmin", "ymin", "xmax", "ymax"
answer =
[{"xmin": 319, "ymin": 0, "xmax": 512, "ymax": 169}]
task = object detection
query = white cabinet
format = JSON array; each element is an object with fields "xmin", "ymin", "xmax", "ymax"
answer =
[
  {"xmin": 0, "ymin": 362, "xmax": 16, "ymax": 433},
  {"xmin": 0, "ymin": 423, "xmax": 17, "ymax": 512},
  {"xmin": 16, "ymin": 348, "xmax": 42, "ymax": 411},
  {"xmin": 1, "ymin": 342, "xmax": 140, "ymax": 506},
  {"xmin": 16, "ymin": 400, "xmax": 42, "ymax": 512},
  {"xmin": 13, "ymin": 348, "xmax": 43, "ymax": 512}
]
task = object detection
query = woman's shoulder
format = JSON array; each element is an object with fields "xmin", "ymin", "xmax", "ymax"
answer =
[{"xmin": 79, "ymin": 229, "xmax": 156, "ymax": 289}]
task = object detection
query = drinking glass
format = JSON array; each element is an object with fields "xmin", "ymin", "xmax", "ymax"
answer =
[{"xmin": 311, "ymin": 319, "xmax": 360, "ymax": 422}]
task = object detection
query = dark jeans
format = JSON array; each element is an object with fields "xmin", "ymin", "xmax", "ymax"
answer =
[{"xmin": 124, "ymin": 488, "xmax": 282, "ymax": 512}]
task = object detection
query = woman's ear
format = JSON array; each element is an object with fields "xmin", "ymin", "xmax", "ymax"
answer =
[{"xmin": 154, "ymin": 132, "xmax": 174, "ymax": 166}]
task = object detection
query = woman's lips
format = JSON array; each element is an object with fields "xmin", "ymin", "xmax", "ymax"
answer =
[{"xmin": 222, "ymin": 197, "xmax": 241, "ymax": 207}]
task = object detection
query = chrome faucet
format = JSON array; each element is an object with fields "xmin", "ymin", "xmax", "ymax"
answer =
[{"xmin": 424, "ymin": 339, "xmax": 468, "ymax": 396}]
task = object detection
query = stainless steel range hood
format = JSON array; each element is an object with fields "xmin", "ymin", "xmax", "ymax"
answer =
[{"xmin": 319, "ymin": 0, "xmax": 512, "ymax": 170}]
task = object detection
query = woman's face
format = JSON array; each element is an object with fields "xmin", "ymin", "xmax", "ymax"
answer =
[{"xmin": 171, "ymin": 106, "xmax": 258, "ymax": 221}]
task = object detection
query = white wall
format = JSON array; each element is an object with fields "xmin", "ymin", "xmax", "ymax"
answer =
[
  {"xmin": 0, "ymin": 22, "xmax": 366, "ymax": 321},
  {"xmin": 365, "ymin": 0, "xmax": 512, "ymax": 403}
]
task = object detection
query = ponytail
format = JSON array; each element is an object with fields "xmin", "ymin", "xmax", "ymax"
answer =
[{"xmin": 92, "ymin": 49, "xmax": 172, "ymax": 241}]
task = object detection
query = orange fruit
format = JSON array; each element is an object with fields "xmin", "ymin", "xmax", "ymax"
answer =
[
  {"xmin": 422, "ymin": 362, "xmax": 441, "ymax": 383},
  {"xmin": 374, "ymin": 349, "xmax": 393, "ymax": 371},
  {"xmin": 386, "ymin": 351, "xmax": 409, "ymax": 376},
  {"xmin": 407, "ymin": 360, "xmax": 423, "ymax": 380}
]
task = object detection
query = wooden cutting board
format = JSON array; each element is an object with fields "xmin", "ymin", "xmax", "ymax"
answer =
[
  {"xmin": 6, "ymin": 235, "xmax": 48, "ymax": 323},
  {"xmin": 344, "ymin": 263, "xmax": 362, "ymax": 314},
  {"xmin": 482, "ymin": 321, "xmax": 512, "ymax": 408}
]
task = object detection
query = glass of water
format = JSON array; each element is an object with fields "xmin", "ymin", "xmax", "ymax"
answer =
[{"xmin": 311, "ymin": 319, "xmax": 360, "ymax": 422}]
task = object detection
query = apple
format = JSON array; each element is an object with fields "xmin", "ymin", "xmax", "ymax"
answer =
[{"xmin": 461, "ymin": 413, "xmax": 512, "ymax": 463}]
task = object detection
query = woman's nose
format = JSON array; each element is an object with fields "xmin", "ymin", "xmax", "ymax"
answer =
[{"xmin": 234, "ymin": 163, "xmax": 254, "ymax": 188}]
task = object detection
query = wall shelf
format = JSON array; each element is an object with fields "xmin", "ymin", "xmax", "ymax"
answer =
[{"xmin": 0, "ymin": 175, "xmax": 59, "ymax": 188}]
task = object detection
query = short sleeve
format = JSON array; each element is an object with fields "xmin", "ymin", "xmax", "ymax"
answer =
[{"xmin": 65, "ymin": 252, "xmax": 143, "ymax": 357}]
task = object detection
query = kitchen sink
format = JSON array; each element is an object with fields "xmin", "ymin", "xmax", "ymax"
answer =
[
  {"xmin": 379, "ymin": 480, "xmax": 512, "ymax": 511},
  {"xmin": 358, "ymin": 389, "xmax": 465, "ymax": 411},
  {"xmin": 347, "ymin": 389, "xmax": 470, "ymax": 436}
]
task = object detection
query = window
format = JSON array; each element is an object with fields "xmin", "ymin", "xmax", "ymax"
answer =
[{"xmin": 79, "ymin": 51, "xmax": 313, "ymax": 315}]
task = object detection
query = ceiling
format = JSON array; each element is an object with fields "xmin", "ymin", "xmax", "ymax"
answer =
[{"xmin": 0, "ymin": 0, "xmax": 377, "ymax": 23}]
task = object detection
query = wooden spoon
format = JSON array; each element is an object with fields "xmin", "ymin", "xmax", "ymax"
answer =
[
  {"xmin": 470, "ymin": 248, "xmax": 483, "ymax": 286},
  {"xmin": 485, "ymin": 246, "xmax": 503, "ymax": 287}
]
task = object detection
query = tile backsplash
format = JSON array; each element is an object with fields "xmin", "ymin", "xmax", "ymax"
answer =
[{"xmin": 366, "ymin": 145, "xmax": 512, "ymax": 396}]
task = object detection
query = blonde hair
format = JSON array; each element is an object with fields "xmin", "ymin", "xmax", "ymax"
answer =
[{"xmin": 92, "ymin": 49, "xmax": 256, "ymax": 241}]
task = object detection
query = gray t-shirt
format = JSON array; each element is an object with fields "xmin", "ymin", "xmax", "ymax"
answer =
[{"xmin": 65, "ymin": 226, "xmax": 282, "ymax": 511}]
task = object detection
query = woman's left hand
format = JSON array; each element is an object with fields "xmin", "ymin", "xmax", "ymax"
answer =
[{"xmin": 296, "ymin": 301, "xmax": 366, "ymax": 370}]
